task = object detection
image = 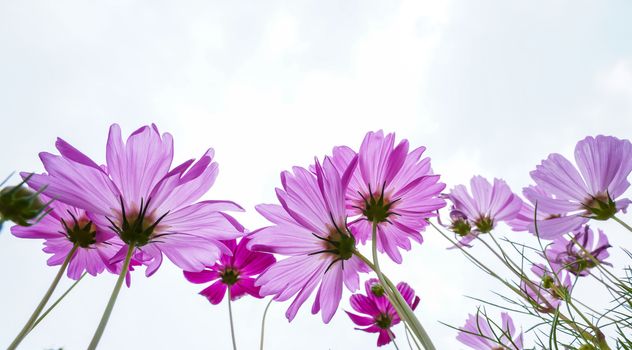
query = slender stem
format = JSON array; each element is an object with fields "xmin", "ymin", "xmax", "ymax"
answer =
[
  {"xmin": 227, "ymin": 288, "xmax": 237, "ymax": 350},
  {"xmin": 29, "ymin": 272, "xmax": 88, "ymax": 332},
  {"xmin": 87, "ymin": 244, "xmax": 134, "ymax": 350},
  {"xmin": 259, "ymin": 298, "xmax": 273, "ymax": 350},
  {"xmin": 404, "ymin": 323, "xmax": 421, "ymax": 350},
  {"xmin": 389, "ymin": 330, "xmax": 400, "ymax": 350},
  {"xmin": 8, "ymin": 244, "xmax": 78, "ymax": 350},
  {"xmin": 368, "ymin": 222, "xmax": 436, "ymax": 350},
  {"xmin": 613, "ymin": 216, "xmax": 632, "ymax": 233}
]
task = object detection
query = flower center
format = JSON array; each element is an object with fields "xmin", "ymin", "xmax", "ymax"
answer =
[
  {"xmin": 107, "ymin": 197, "xmax": 169, "ymax": 247},
  {"xmin": 375, "ymin": 313, "xmax": 392, "ymax": 329},
  {"xmin": 357, "ymin": 183, "xmax": 399, "ymax": 224},
  {"xmin": 61, "ymin": 214, "xmax": 96, "ymax": 248},
  {"xmin": 451, "ymin": 219, "xmax": 471, "ymax": 237},
  {"xmin": 475, "ymin": 216, "xmax": 493, "ymax": 233},
  {"xmin": 560, "ymin": 253, "xmax": 596, "ymax": 275},
  {"xmin": 310, "ymin": 217, "xmax": 357, "ymax": 272},
  {"xmin": 583, "ymin": 193, "xmax": 617, "ymax": 220},
  {"xmin": 220, "ymin": 268, "xmax": 239, "ymax": 286}
]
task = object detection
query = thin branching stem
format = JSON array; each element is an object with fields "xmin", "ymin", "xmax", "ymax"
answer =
[{"xmin": 8, "ymin": 244, "xmax": 79, "ymax": 350}]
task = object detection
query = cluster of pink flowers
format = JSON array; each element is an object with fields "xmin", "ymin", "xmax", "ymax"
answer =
[
  {"xmin": 4, "ymin": 124, "xmax": 631, "ymax": 349},
  {"xmin": 447, "ymin": 135, "xmax": 632, "ymax": 350}
]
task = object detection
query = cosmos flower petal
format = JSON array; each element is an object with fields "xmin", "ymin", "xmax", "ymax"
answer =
[
  {"xmin": 319, "ymin": 262, "xmax": 344, "ymax": 323},
  {"xmin": 158, "ymin": 235, "xmax": 224, "ymax": 272},
  {"xmin": 183, "ymin": 270, "xmax": 219, "ymax": 284},
  {"xmin": 29, "ymin": 155, "xmax": 119, "ymax": 215},
  {"xmin": 151, "ymin": 150, "xmax": 219, "ymax": 212},
  {"xmin": 200, "ymin": 280, "xmax": 227, "ymax": 305},
  {"xmin": 531, "ymin": 153, "xmax": 589, "ymax": 201},
  {"xmin": 377, "ymin": 330, "xmax": 392, "ymax": 346},
  {"xmin": 527, "ymin": 215, "xmax": 588, "ymax": 240},
  {"xmin": 285, "ymin": 262, "xmax": 328, "ymax": 321},
  {"xmin": 160, "ymin": 201, "xmax": 244, "ymax": 241},
  {"xmin": 345, "ymin": 311, "xmax": 375, "ymax": 326},
  {"xmin": 574, "ymin": 135, "xmax": 632, "ymax": 198},
  {"xmin": 106, "ymin": 124, "xmax": 174, "ymax": 202}
]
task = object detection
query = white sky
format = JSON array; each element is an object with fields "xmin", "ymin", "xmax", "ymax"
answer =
[{"xmin": 1, "ymin": 1, "xmax": 632, "ymax": 349}]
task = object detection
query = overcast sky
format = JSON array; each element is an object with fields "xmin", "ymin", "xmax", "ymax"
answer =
[{"xmin": 1, "ymin": 1, "xmax": 632, "ymax": 349}]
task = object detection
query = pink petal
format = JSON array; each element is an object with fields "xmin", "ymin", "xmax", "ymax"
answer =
[{"xmin": 200, "ymin": 280, "xmax": 227, "ymax": 305}]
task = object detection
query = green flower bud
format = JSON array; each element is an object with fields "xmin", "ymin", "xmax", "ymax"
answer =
[
  {"xmin": 370, "ymin": 283, "xmax": 385, "ymax": 297},
  {"xmin": 0, "ymin": 177, "xmax": 47, "ymax": 227}
]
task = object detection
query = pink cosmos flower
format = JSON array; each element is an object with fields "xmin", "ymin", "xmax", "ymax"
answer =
[
  {"xmin": 26, "ymin": 124, "xmax": 244, "ymax": 276},
  {"xmin": 528, "ymin": 135, "xmax": 632, "ymax": 238},
  {"xmin": 11, "ymin": 195, "xmax": 118, "ymax": 279},
  {"xmin": 346, "ymin": 278, "xmax": 420, "ymax": 347},
  {"xmin": 456, "ymin": 311, "xmax": 523, "ymax": 350},
  {"xmin": 183, "ymin": 236, "xmax": 276, "ymax": 304},
  {"xmin": 331, "ymin": 131, "xmax": 446, "ymax": 263},
  {"xmin": 446, "ymin": 176, "xmax": 522, "ymax": 247},
  {"xmin": 249, "ymin": 156, "xmax": 369, "ymax": 323},
  {"xmin": 521, "ymin": 263, "xmax": 572, "ymax": 312},
  {"xmin": 545, "ymin": 225, "xmax": 611, "ymax": 277}
]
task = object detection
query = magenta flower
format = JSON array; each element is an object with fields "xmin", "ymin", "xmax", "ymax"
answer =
[
  {"xmin": 26, "ymin": 124, "xmax": 244, "ymax": 276},
  {"xmin": 456, "ymin": 311, "xmax": 523, "ymax": 350},
  {"xmin": 528, "ymin": 135, "xmax": 632, "ymax": 238},
  {"xmin": 346, "ymin": 278, "xmax": 420, "ymax": 346},
  {"xmin": 521, "ymin": 263, "xmax": 572, "ymax": 312},
  {"xmin": 183, "ymin": 236, "xmax": 276, "ymax": 304},
  {"xmin": 446, "ymin": 176, "xmax": 522, "ymax": 246},
  {"xmin": 507, "ymin": 185, "xmax": 584, "ymax": 239},
  {"xmin": 249, "ymin": 156, "xmax": 369, "ymax": 323},
  {"xmin": 330, "ymin": 131, "xmax": 446, "ymax": 263},
  {"xmin": 545, "ymin": 225, "xmax": 611, "ymax": 277},
  {"xmin": 11, "ymin": 195, "xmax": 118, "ymax": 279}
]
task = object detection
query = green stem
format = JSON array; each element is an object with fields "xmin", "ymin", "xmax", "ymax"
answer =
[
  {"xmin": 368, "ymin": 222, "xmax": 436, "ymax": 350},
  {"xmin": 259, "ymin": 298, "xmax": 273, "ymax": 350},
  {"xmin": 29, "ymin": 272, "xmax": 88, "ymax": 332},
  {"xmin": 389, "ymin": 330, "xmax": 400, "ymax": 350},
  {"xmin": 613, "ymin": 216, "xmax": 632, "ymax": 233},
  {"xmin": 404, "ymin": 323, "xmax": 421, "ymax": 350},
  {"xmin": 227, "ymin": 288, "xmax": 237, "ymax": 350},
  {"xmin": 87, "ymin": 244, "xmax": 134, "ymax": 350},
  {"xmin": 8, "ymin": 244, "xmax": 78, "ymax": 350}
]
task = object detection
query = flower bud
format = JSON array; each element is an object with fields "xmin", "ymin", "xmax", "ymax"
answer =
[
  {"xmin": 370, "ymin": 282, "xmax": 385, "ymax": 297},
  {"xmin": 0, "ymin": 180, "xmax": 46, "ymax": 227}
]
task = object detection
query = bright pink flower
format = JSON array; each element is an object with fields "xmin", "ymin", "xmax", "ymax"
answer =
[
  {"xmin": 456, "ymin": 311, "xmax": 523, "ymax": 350},
  {"xmin": 446, "ymin": 176, "xmax": 522, "ymax": 247},
  {"xmin": 528, "ymin": 135, "xmax": 632, "ymax": 238},
  {"xmin": 249, "ymin": 156, "xmax": 369, "ymax": 323},
  {"xmin": 545, "ymin": 225, "xmax": 611, "ymax": 277},
  {"xmin": 11, "ymin": 195, "xmax": 118, "ymax": 279},
  {"xmin": 26, "ymin": 124, "xmax": 244, "ymax": 276},
  {"xmin": 331, "ymin": 131, "xmax": 446, "ymax": 263},
  {"xmin": 346, "ymin": 278, "xmax": 420, "ymax": 347},
  {"xmin": 183, "ymin": 235, "xmax": 276, "ymax": 304}
]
